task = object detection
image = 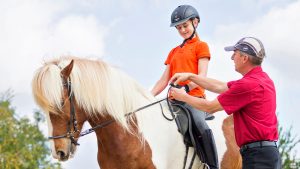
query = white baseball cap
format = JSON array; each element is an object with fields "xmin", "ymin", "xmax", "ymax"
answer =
[{"xmin": 224, "ymin": 37, "xmax": 266, "ymax": 59}]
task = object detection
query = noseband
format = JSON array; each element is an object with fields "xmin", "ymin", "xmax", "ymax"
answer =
[{"xmin": 47, "ymin": 79, "xmax": 172, "ymax": 146}]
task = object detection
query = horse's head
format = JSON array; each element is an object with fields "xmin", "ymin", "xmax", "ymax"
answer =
[
  {"xmin": 33, "ymin": 57, "xmax": 156, "ymax": 163},
  {"xmin": 33, "ymin": 59, "xmax": 87, "ymax": 161}
]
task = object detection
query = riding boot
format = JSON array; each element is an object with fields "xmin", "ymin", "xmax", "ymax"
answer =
[{"xmin": 201, "ymin": 129, "xmax": 219, "ymax": 169}]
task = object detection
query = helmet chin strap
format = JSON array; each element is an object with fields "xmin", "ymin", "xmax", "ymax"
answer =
[{"xmin": 180, "ymin": 21, "xmax": 197, "ymax": 48}]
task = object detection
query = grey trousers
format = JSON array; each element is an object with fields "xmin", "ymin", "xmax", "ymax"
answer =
[{"xmin": 182, "ymin": 103, "xmax": 210, "ymax": 132}]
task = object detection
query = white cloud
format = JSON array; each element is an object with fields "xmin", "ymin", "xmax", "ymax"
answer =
[
  {"xmin": 45, "ymin": 15, "xmax": 106, "ymax": 57},
  {"xmin": 212, "ymin": 0, "xmax": 300, "ymax": 81},
  {"xmin": 0, "ymin": 0, "xmax": 107, "ymax": 93}
]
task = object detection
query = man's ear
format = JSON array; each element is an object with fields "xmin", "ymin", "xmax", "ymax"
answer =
[
  {"xmin": 243, "ymin": 55, "xmax": 250, "ymax": 63},
  {"xmin": 61, "ymin": 60, "xmax": 74, "ymax": 79}
]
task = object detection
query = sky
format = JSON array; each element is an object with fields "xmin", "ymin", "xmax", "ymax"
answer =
[{"xmin": 1, "ymin": 0, "xmax": 300, "ymax": 168}]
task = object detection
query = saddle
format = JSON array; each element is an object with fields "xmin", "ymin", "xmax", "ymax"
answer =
[{"xmin": 171, "ymin": 101, "xmax": 219, "ymax": 169}]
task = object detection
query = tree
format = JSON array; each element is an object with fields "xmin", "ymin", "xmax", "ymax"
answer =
[
  {"xmin": 0, "ymin": 91, "xmax": 61, "ymax": 169},
  {"xmin": 278, "ymin": 125, "xmax": 300, "ymax": 169}
]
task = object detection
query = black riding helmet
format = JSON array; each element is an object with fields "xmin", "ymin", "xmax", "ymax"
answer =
[{"xmin": 170, "ymin": 5, "xmax": 200, "ymax": 27}]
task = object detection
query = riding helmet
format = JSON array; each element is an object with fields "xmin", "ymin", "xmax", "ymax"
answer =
[{"xmin": 170, "ymin": 5, "xmax": 200, "ymax": 27}]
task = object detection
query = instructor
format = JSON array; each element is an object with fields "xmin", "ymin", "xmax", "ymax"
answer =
[{"xmin": 170, "ymin": 37, "xmax": 281, "ymax": 169}]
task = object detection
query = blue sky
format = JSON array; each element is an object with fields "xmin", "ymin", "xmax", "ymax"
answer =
[{"xmin": 1, "ymin": 0, "xmax": 300, "ymax": 168}]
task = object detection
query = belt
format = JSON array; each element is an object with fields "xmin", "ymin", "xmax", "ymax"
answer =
[{"xmin": 240, "ymin": 141, "xmax": 277, "ymax": 152}]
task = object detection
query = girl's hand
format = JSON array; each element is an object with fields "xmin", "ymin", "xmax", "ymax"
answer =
[{"xmin": 170, "ymin": 87, "xmax": 188, "ymax": 102}]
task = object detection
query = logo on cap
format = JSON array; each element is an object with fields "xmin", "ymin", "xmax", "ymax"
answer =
[
  {"xmin": 174, "ymin": 15, "xmax": 180, "ymax": 21},
  {"xmin": 242, "ymin": 46, "xmax": 249, "ymax": 51}
]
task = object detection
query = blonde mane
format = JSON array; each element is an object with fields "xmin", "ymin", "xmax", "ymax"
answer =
[{"xmin": 32, "ymin": 56, "xmax": 156, "ymax": 129}]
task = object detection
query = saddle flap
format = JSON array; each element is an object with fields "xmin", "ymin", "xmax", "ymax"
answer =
[{"xmin": 171, "ymin": 103, "xmax": 219, "ymax": 168}]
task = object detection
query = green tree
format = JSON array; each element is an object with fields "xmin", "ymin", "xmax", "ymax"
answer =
[
  {"xmin": 278, "ymin": 124, "xmax": 300, "ymax": 169},
  {"xmin": 0, "ymin": 91, "xmax": 61, "ymax": 169}
]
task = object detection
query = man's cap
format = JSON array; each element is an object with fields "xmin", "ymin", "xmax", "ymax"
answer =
[{"xmin": 224, "ymin": 37, "xmax": 265, "ymax": 58}]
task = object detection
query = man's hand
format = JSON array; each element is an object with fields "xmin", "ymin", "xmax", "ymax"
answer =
[{"xmin": 170, "ymin": 73, "xmax": 194, "ymax": 85}]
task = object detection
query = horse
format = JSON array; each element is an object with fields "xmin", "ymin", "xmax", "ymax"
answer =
[{"xmin": 32, "ymin": 56, "xmax": 240, "ymax": 169}]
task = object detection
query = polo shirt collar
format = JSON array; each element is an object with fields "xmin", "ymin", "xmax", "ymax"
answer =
[
  {"xmin": 186, "ymin": 36, "xmax": 200, "ymax": 44},
  {"xmin": 244, "ymin": 66, "xmax": 262, "ymax": 77}
]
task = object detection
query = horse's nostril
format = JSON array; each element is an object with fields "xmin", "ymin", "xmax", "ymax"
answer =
[{"xmin": 57, "ymin": 150, "xmax": 65, "ymax": 159}]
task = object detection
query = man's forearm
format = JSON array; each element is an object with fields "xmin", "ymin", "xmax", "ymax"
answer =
[
  {"xmin": 189, "ymin": 74, "xmax": 228, "ymax": 94},
  {"xmin": 181, "ymin": 94, "xmax": 223, "ymax": 113}
]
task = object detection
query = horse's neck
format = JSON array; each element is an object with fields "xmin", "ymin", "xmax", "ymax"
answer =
[
  {"xmin": 88, "ymin": 115, "xmax": 140, "ymax": 147},
  {"xmin": 87, "ymin": 115, "xmax": 155, "ymax": 169},
  {"xmin": 85, "ymin": 101, "xmax": 200, "ymax": 169}
]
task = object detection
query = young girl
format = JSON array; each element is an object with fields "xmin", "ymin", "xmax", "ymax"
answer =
[
  {"xmin": 151, "ymin": 5, "xmax": 219, "ymax": 169},
  {"xmin": 151, "ymin": 4, "xmax": 210, "ymax": 100}
]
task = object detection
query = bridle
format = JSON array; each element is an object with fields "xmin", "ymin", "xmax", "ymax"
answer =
[
  {"xmin": 48, "ymin": 78, "xmax": 173, "ymax": 146},
  {"xmin": 48, "ymin": 79, "xmax": 80, "ymax": 145}
]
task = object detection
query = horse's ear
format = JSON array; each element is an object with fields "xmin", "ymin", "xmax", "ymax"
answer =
[{"xmin": 61, "ymin": 60, "xmax": 74, "ymax": 79}]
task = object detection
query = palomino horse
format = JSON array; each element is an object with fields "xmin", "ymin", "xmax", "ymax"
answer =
[{"xmin": 32, "ymin": 56, "xmax": 240, "ymax": 169}]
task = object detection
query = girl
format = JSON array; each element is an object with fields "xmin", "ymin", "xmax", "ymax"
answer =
[{"xmin": 151, "ymin": 5, "xmax": 219, "ymax": 169}]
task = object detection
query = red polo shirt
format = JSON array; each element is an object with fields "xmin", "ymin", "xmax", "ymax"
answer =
[{"xmin": 217, "ymin": 66, "xmax": 278, "ymax": 147}]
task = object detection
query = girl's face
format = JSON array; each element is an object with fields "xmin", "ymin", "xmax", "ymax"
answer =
[{"xmin": 175, "ymin": 19, "xmax": 197, "ymax": 39}]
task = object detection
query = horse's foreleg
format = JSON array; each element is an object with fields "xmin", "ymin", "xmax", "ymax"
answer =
[{"xmin": 220, "ymin": 115, "xmax": 242, "ymax": 169}]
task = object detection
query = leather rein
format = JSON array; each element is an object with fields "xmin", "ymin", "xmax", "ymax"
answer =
[
  {"xmin": 48, "ymin": 80, "xmax": 203, "ymax": 169},
  {"xmin": 48, "ymin": 80, "xmax": 173, "ymax": 146}
]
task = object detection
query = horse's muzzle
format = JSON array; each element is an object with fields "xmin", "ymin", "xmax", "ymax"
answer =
[{"xmin": 57, "ymin": 150, "xmax": 70, "ymax": 161}]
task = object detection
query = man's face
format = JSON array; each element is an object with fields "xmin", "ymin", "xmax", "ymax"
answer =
[{"xmin": 231, "ymin": 50, "xmax": 245, "ymax": 72}]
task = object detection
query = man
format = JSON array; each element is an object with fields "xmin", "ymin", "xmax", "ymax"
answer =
[{"xmin": 170, "ymin": 37, "xmax": 281, "ymax": 169}]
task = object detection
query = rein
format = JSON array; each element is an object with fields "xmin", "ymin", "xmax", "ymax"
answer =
[
  {"xmin": 48, "ymin": 80, "xmax": 173, "ymax": 145},
  {"xmin": 79, "ymin": 97, "xmax": 170, "ymax": 137},
  {"xmin": 48, "ymin": 81, "xmax": 201, "ymax": 168}
]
